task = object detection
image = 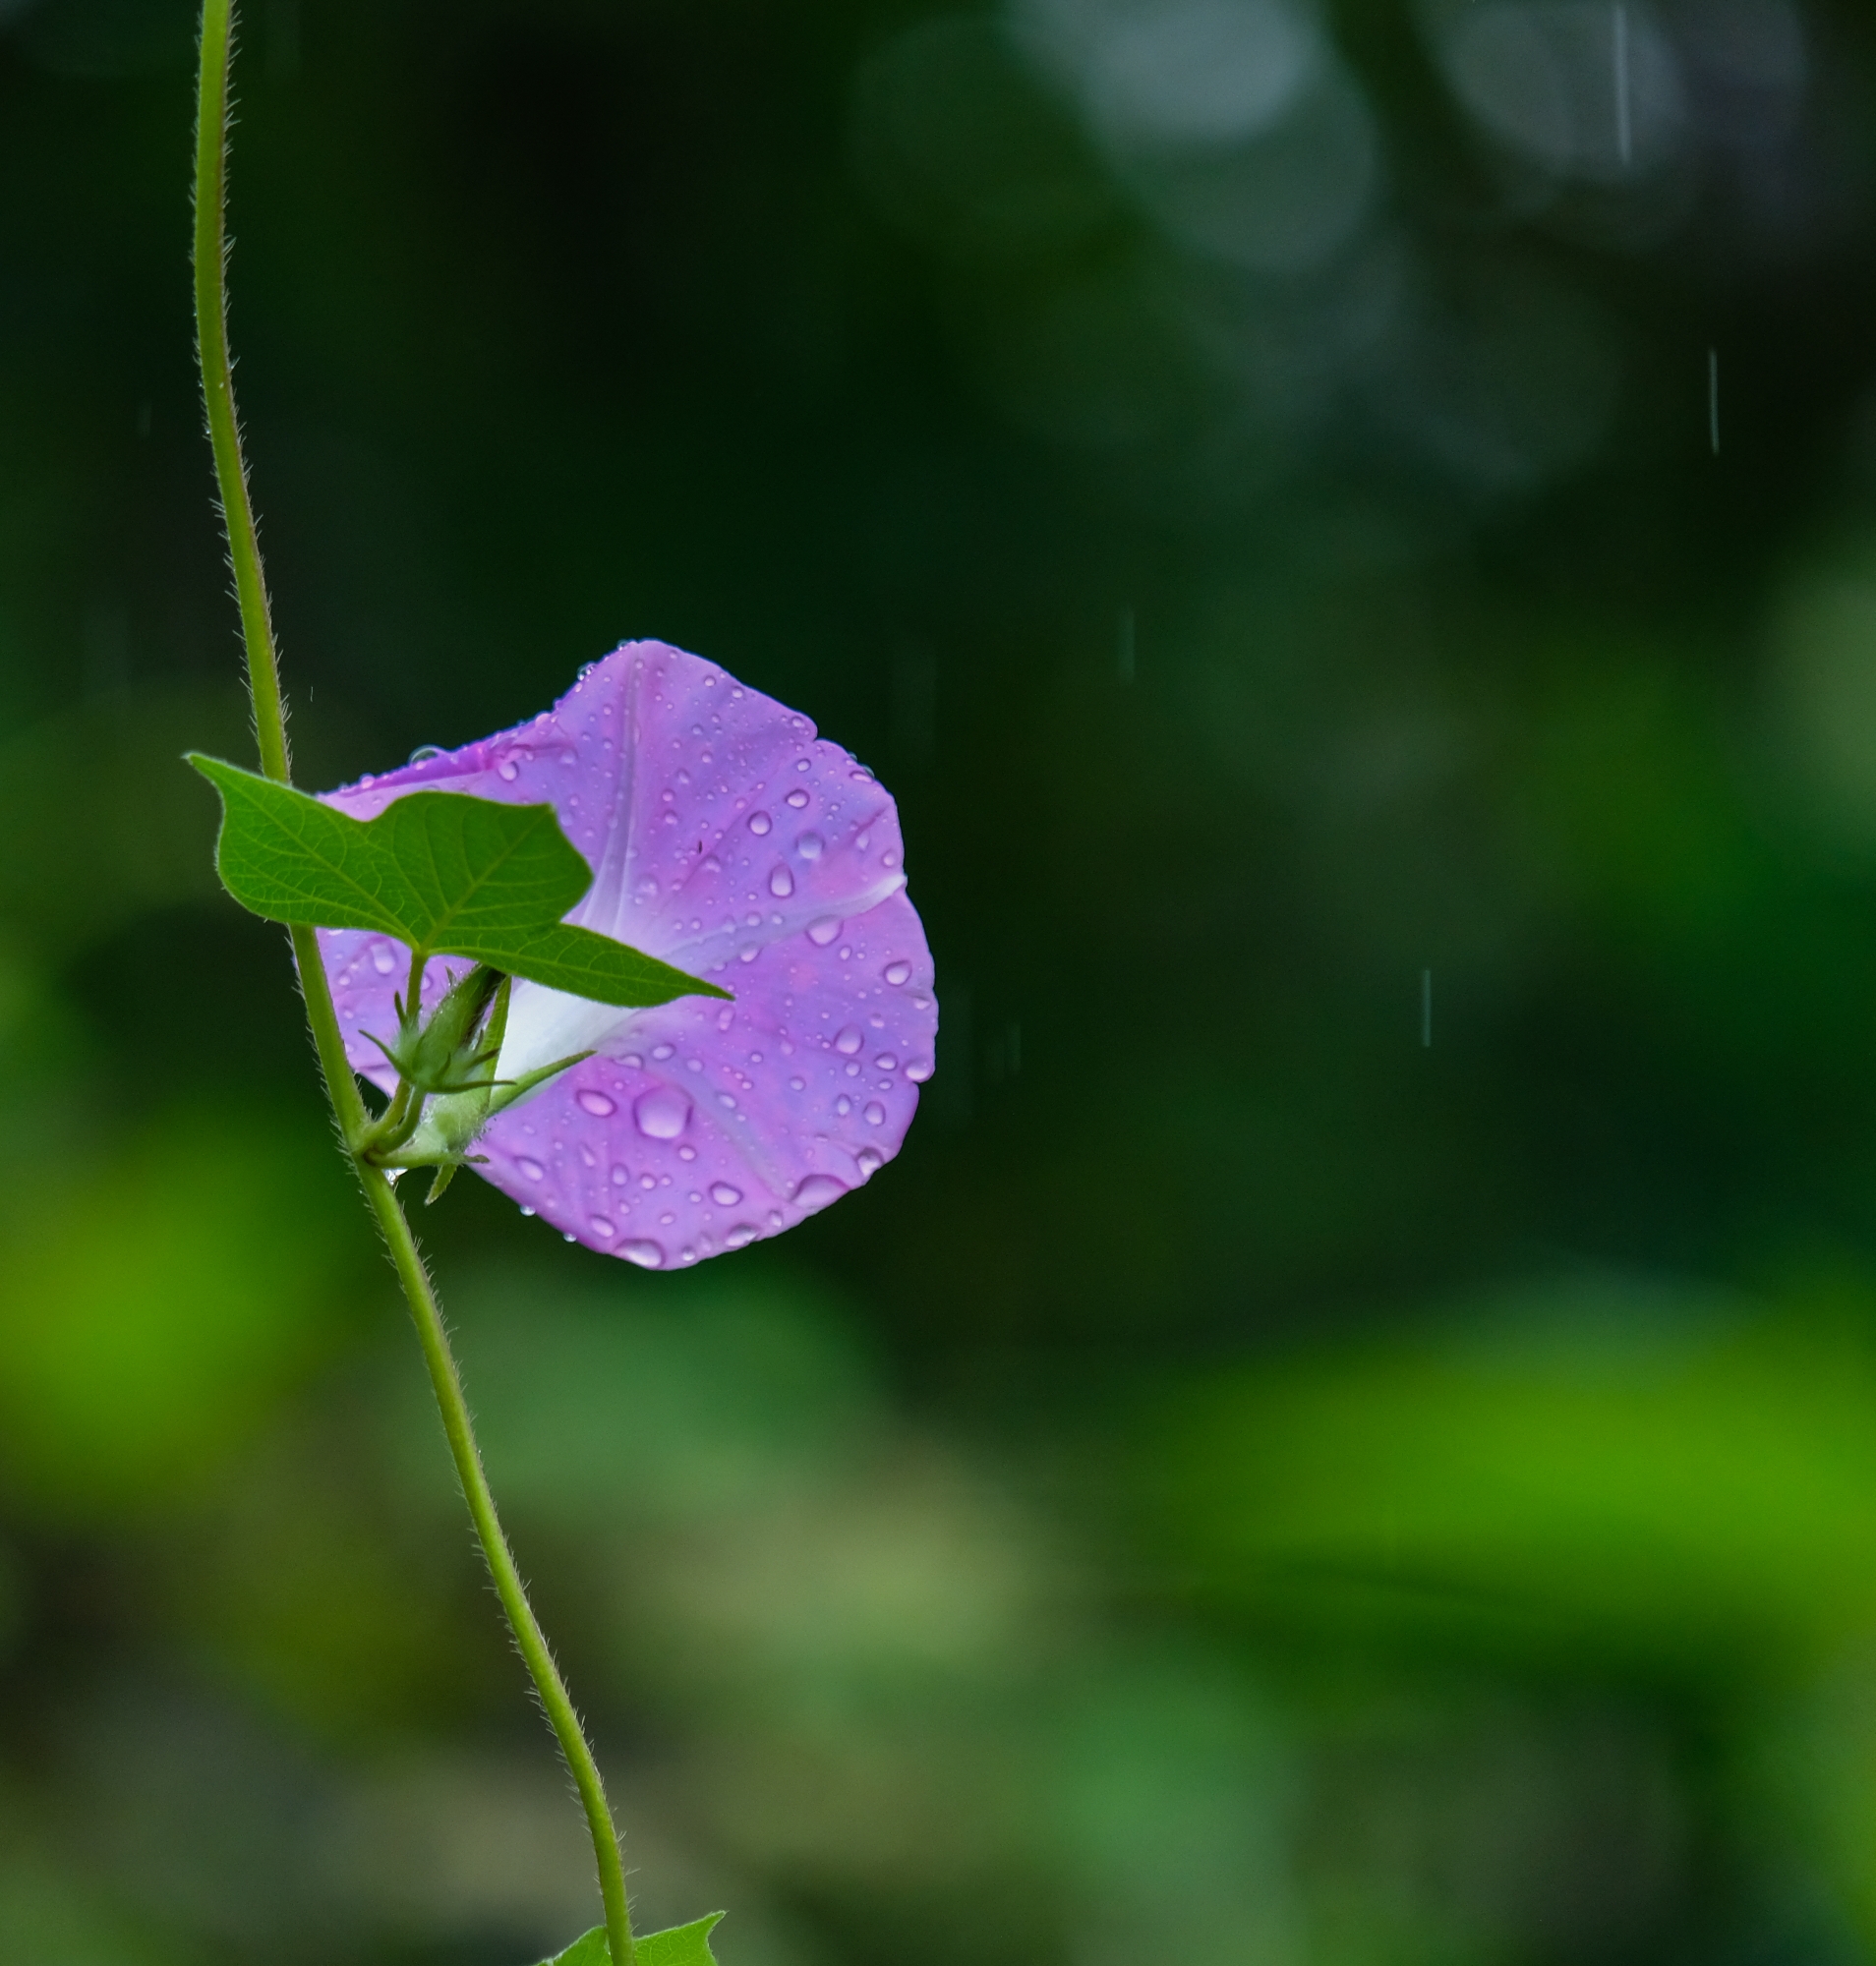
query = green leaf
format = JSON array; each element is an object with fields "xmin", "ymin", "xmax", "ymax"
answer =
[
  {"xmin": 186, "ymin": 755, "xmax": 728, "ymax": 1008},
  {"xmin": 460, "ymin": 922, "xmax": 731, "ymax": 1008},
  {"xmin": 187, "ymin": 753, "xmax": 590, "ymax": 945},
  {"xmin": 541, "ymin": 1913, "xmax": 726, "ymax": 1966}
]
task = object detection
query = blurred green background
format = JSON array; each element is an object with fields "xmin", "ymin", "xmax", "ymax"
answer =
[{"xmin": 3, "ymin": 0, "xmax": 1876, "ymax": 1960}]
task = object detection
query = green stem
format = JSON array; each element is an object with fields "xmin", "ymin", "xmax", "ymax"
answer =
[
  {"xmin": 193, "ymin": 10, "xmax": 636, "ymax": 1962},
  {"xmin": 359, "ymin": 1165, "xmax": 637, "ymax": 1966}
]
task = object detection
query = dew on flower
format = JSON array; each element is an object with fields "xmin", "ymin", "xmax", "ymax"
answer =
[
  {"xmin": 634, "ymin": 1087, "xmax": 690, "ymax": 1139},
  {"xmin": 317, "ymin": 640, "xmax": 936, "ymax": 1265}
]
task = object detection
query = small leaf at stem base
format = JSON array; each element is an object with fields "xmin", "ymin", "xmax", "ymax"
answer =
[{"xmin": 539, "ymin": 1913, "xmax": 726, "ymax": 1966}]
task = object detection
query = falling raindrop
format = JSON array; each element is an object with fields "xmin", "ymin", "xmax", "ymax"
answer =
[
  {"xmin": 711, "ymin": 1182, "xmax": 743, "ymax": 1206},
  {"xmin": 633, "ymin": 1087, "xmax": 690, "ymax": 1139},
  {"xmin": 576, "ymin": 1089, "xmax": 616, "ymax": 1118},
  {"xmin": 620, "ymin": 1239, "xmax": 665, "ymax": 1269},
  {"xmin": 793, "ymin": 1173, "xmax": 847, "ymax": 1213}
]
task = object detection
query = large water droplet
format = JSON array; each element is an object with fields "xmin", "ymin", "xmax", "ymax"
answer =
[
  {"xmin": 863, "ymin": 1101, "xmax": 886, "ymax": 1127},
  {"xmin": 516, "ymin": 1156, "xmax": 546, "ymax": 1180},
  {"xmin": 834, "ymin": 1025, "xmax": 863, "ymax": 1055},
  {"xmin": 409, "ymin": 743, "xmax": 445, "ymax": 764},
  {"xmin": 905, "ymin": 1059, "xmax": 934, "ymax": 1082},
  {"xmin": 711, "ymin": 1182, "xmax": 743, "ymax": 1206},
  {"xmin": 747, "ymin": 810, "xmax": 772, "ymax": 836},
  {"xmin": 793, "ymin": 1173, "xmax": 847, "ymax": 1213},
  {"xmin": 769, "ymin": 864, "xmax": 794, "ymax": 898},
  {"xmin": 371, "ymin": 943, "xmax": 397, "ymax": 975},
  {"xmin": 855, "ymin": 1146, "xmax": 884, "ymax": 1177},
  {"xmin": 795, "ymin": 831, "xmax": 824, "ymax": 861},
  {"xmin": 576, "ymin": 1089, "xmax": 616, "ymax": 1118},
  {"xmin": 725, "ymin": 1223, "xmax": 758, "ymax": 1249},
  {"xmin": 786, "ymin": 787, "xmax": 810, "ymax": 808},
  {"xmin": 619, "ymin": 1239, "xmax": 665, "ymax": 1269},
  {"xmin": 884, "ymin": 959, "xmax": 912, "ymax": 986},
  {"xmin": 807, "ymin": 916, "xmax": 841, "ymax": 946},
  {"xmin": 633, "ymin": 1087, "xmax": 690, "ymax": 1139}
]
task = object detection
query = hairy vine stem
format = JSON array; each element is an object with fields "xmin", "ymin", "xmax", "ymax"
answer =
[{"xmin": 191, "ymin": 9, "xmax": 636, "ymax": 1960}]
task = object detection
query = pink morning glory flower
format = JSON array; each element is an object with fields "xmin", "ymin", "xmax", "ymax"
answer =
[{"xmin": 316, "ymin": 641, "xmax": 937, "ymax": 1268}]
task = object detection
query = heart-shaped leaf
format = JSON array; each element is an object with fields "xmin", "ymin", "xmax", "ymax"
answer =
[
  {"xmin": 541, "ymin": 1912, "xmax": 726, "ymax": 1966},
  {"xmin": 188, "ymin": 755, "xmax": 727, "ymax": 1008}
]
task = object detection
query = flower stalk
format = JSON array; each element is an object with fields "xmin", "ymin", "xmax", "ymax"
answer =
[{"xmin": 191, "ymin": 8, "xmax": 637, "ymax": 1963}]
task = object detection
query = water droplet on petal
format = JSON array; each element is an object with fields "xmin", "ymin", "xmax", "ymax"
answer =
[
  {"xmin": 576, "ymin": 1089, "xmax": 616, "ymax": 1118},
  {"xmin": 711, "ymin": 1182, "xmax": 742, "ymax": 1206},
  {"xmin": 725, "ymin": 1223, "xmax": 758, "ymax": 1249},
  {"xmin": 834, "ymin": 1025, "xmax": 863, "ymax": 1055},
  {"xmin": 408, "ymin": 743, "xmax": 445, "ymax": 764},
  {"xmin": 611, "ymin": 1166, "xmax": 630, "ymax": 1185},
  {"xmin": 589, "ymin": 1216, "xmax": 616, "ymax": 1240},
  {"xmin": 795, "ymin": 831, "xmax": 824, "ymax": 861},
  {"xmin": 884, "ymin": 959, "xmax": 912, "ymax": 986},
  {"xmin": 517, "ymin": 1156, "xmax": 545, "ymax": 1180},
  {"xmin": 793, "ymin": 1173, "xmax": 847, "ymax": 1213},
  {"xmin": 905, "ymin": 1059, "xmax": 934, "ymax": 1082},
  {"xmin": 863, "ymin": 1101, "xmax": 886, "ymax": 1126},
  {"xmin": 747, "ymin": 810, "xmax": 772, "ymax": 836},
  {"xmin": 855, "ymin": 1146, "xmax": 884, "ymax": 1177},
  {"xmin": 739, "ymin": 944, "xmax": 760, "ymax": 963},
  {"xmin": 620, "ymin": 1239, "xmax": 665, "ymax": 1269},
  {"xmin": 875, "ymin": 1054, "xmax": 898, "ymax": 1071},
  {"xmin": 371, "ymin": 943, "xmax": 397, "ymax": 976},
  {"xmin": 769, "ymin": 864, "xmax": 794, "ymax": 898},
  {"xmin": 498, "ymin": 760, "xmax": 520, "ymax": 781},
  {"xmin": 786, "ymin": 787, "xmax": 810, "ymax": 808},
  {"xmin": 807, "ymin": 916, "xmax": 841, "ymax": 946},
  {"xmin": 519, "ymin": 1205, "xmax": 535, "ymax": 1217},
  {"xmin": 633, "ymin": 1087, "xmax": 690, "ymax": 1139}
]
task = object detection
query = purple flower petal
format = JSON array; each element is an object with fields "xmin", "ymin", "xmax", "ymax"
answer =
[{"xmin": 318, "ymin": 641, "xmax": 937, "ymax": 1264}]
